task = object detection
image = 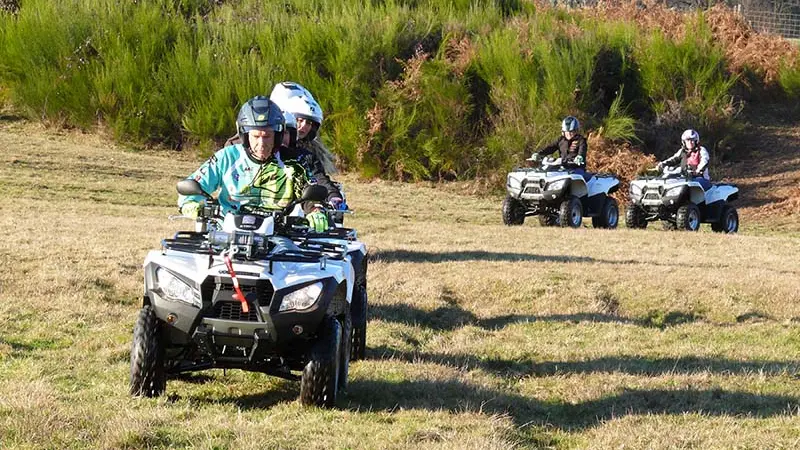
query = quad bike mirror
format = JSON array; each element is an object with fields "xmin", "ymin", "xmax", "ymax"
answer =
[
  {"xmin": 299, "ymin": 184, "xmax": 328, "ymax": 204},
  {"xmin": 176, "ymin": 179, "xmax": 210, "ymax": 199}
]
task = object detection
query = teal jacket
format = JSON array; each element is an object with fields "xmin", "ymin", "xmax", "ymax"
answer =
[{"xmin": 178, "ymin": 144, "xmax": 310, "ymax": 215}]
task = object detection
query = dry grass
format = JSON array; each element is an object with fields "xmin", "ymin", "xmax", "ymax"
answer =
[{"xmin": 2, "ymin": 118, "xmax": 800, "ymax": 449}]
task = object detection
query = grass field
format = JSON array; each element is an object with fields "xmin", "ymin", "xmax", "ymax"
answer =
[{"xmin": 2, "ymin": 118, "xmax": 800, "ymax": 449}]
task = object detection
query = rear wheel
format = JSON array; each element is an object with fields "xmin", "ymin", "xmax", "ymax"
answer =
[
  {"xmin": 712, "ymin": 205, "xmax": 739, "ymax": 234},
  {"xmin": 130, "ymin": 306, "xmax": 166, "ymax": 398},
  {"xmin": 502, "ymin": 196, "xmax": 525, "ymax": 225},
  {"xmin": 593, "ymin": 197, "xmax": 619, "ymax": 229},
  {"xmin": 338, "ymin": 313, "xmax": 351, "ymax": 392},
  {"xmin": 300, "ymin": 316, "xmax": 341, "ymax": 408},
  {"xmin": 558, "ymin": 196, "xmax": 583, "ymax": 228},
  {"xmin": 676, "ymin": 203, "xmax": 701, "ymax": 231},
  {"xmin": 350, "ymin": 285, "xmax": 368, "ymax": 361},
  {"xmin": 625, "ymin": 204, "xmax": 647, "ymax": 229}
]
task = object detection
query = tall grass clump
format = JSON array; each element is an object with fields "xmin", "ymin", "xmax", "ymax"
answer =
[
  {"xmin": 0, "ymin": 0, "xmax": 100, "ymax": 125},
  {"xmin": 778, "ymin": 61, "xmax": 800, "ymax": 99},
  {"xmin": 634, "ymin": 14, "xmax": 739, "ymax": 155}
]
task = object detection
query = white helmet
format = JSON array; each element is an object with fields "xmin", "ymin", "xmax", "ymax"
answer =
[
  {"xmin": 270, "ymin": 81, "xmax": 314, "ymax": 103},
  {"xmin": 270, "ymin": 82, "xmax": 323, "ymax": 124},
  {"xmin": 282, "ymin": 111, "xmax": 298, "ymax": 148},
  {"xmin": 681, "ymin": 129, "xmax": 699, "ymax": 145},
  {"xmin": 283, "ymin": 94, "xmax": 323, "ymax": 125}
]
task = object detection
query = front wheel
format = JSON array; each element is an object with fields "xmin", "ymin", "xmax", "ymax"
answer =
[
  {"xmin": 676, "ymin": 203, "xmax": 701, "ymax": 231},
  {"xmin": 625, "ymin": 204, "xmax": 647, "ymax": 229},
  {"xmin": 502, "ymin": 196, "xmax": 525, "ymax": 225},
  {"xmin": 712, "ymin": 205, "xmax": 739, "ymax": 233},
  {"xmin": 558, "ymin": 196, "xmax": 583, "ymax": 228},
  {"xmin": 300, "ymin": 316, "xmax": 341, "ymax": 408},
  {"xmin": 130, "ymin": 306, "xmax": 166, "ymax": 398}
]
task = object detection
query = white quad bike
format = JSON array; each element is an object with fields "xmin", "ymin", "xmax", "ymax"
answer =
[
  {"xmin": 130, "ymin": 181, "xmax": 364, "ymax": 407},
  {"xmin": 625, "ymin": 166, "xmax": 740, "ymax": 232},
  {"xmin": 503, "ymin": 157, "xmax": 621, "ymax": 228}
]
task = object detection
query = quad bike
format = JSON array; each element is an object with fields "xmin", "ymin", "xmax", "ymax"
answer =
[
  {"xmin": 503, "ymin": 157, "xmax": 621, "ymax": 228},
  {"xmin": 130, "ymin": 181, "xmax": 362, "ymax": 407},
  {"xmin": 625, "ymin": 167, "xmax": 739, "ymax": 233}
]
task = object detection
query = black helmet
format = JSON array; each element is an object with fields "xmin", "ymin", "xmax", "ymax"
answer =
[
  {"xmin": 561, "ymin": 116, "xmax": 580, "ymax": 133},
  {"xmin": 236, "ymin": 96, "xmax": 284, "ymax": 150}
]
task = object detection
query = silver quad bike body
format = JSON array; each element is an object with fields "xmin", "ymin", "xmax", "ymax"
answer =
[
  {"xmin": 626, "ymin": 167, "xmax": 739, "ymax": 232},
  {"xmin": 130, "ymin": 181, "xmax": 358, "ymax": 408},
  {"xmin": 503, "ymin": 157, "xmax": 621, "ymax": 228}
]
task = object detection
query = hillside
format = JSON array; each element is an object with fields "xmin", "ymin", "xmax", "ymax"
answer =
[{"xmin": 2, "ymin": 118, "xmax": 800, "ymax": 449}]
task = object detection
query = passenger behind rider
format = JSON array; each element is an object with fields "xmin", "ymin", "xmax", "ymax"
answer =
[
  {"xmin": 178, "ymin": 96, "xmax": 330, "ymax": 232},
  {"xmin": 531, "ymin": 116, "xmax": 589, "ymax": 180},
  {"xmin": 269, "ymin": 82, "xmax": 344, "ymax": 210},
  {"xmin": 656, "ymin": 129, "xmax": 711, "ymax": 191}
]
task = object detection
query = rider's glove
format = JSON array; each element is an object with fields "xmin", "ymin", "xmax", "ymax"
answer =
[
  {"xmin": 530, "ymin": 153, "xmax": 542, "ymax": 162},
  {"xmin": 306, "ymin": 210, "xmax": 329, "ymax": 233},
  {"xmin": 574, "ymin": 155, "xmax": 585, "ymax": 166},
  {"xmin": 180, "ymin": 201, "xmax": 201, "ymax": 219},
  {"xmin": 656, "ymin": 162, "xmax": 664, "ymax": 171},
  {"xmin": 328, "ymin": 197, "xmax": 344, "ymax": 210}
]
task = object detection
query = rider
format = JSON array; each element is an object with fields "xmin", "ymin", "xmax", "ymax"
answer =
[
  {"xmin": 178, "ymin": 96, "xmax": 330, "ymax": 232},
  {"xmin": 657, "ymin": 129, "xmax": 711, "ymax": 190},
  {"xmin": 531, "ymin": 116, "xmax": 588, "ymax": 178},
  {"xmin": 269, "ymin": 82, "xmax": 344, "ymax": 210}
]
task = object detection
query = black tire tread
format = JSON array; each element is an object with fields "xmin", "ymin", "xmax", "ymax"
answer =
[
  {"xmin": 300, "ymin": 317, "xmax": 340, "ymax": 408},
  {"xmin": 129, "ymin": 305, "xmax": 166, "ymax": 398},
  {"xmin": 502, "ymin": 196, "xmax": 525, "ymax": 226}
]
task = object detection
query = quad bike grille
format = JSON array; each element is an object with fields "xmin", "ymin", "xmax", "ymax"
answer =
[
  {"xmin": 206, "ymin": 281, "xmax": 274, "ymax": 322},
  {"xmin": 524, "ymin": 186, "xmax": 541, "ymax": 194},
  {"xmin": 211, "ymin": 300, "xmax": 260, "ymax": 322}
]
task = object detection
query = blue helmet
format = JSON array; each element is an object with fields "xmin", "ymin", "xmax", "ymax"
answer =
[
  {"xmin": 561, "ymin": 116, "xmax": 580, "ymax": 133},
  {"xmin": 236, "ymin": 96, "xmax": 284, "ymax": 150}
]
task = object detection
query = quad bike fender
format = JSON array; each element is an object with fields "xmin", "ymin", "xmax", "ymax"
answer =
[
  {"xmin": 687, "ymin": 184, "xmax": 706, "ymax": 205},
  {"xmin": 567, "ymin": 175, "xmax": 588, "ymax": 198},
  {"xmin": 586, "ymin": 176, "xmax": 619, "ymax": 197},
  {"xmin": 705, "ymin": 185, "xmax": 739, "ymax": 204}
]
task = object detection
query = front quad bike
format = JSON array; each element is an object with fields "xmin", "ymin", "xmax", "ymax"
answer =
[
  {"xmin": 504, "ymin": 158, "xmax": 621, "ymax": 229},
  {"xmin": 130, "ymin": 181, "xmax": 354, "ymax": 408},
  {"xmin": 626, "ymin": 168, "xmax": 739, "ymax": 233}
]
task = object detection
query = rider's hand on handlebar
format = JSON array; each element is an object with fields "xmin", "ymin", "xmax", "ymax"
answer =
[
  {"xmin": 328, "ymin": 196, "xmax": 345, "ymax": 210},
  {"xmin": 180, "ymin": 201, "xmax": 201, "ymax": 219},
  {"xmin": 306, "ymin": 210, "xmax": 329, "ymax": 232},
  {"xmin": 656, "ymin": 162, "xmax": 664, "ymax": 172}
]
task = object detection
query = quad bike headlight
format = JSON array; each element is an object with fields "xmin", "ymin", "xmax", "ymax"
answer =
[
  {"xmin": 155, "ymin": 268, "xmax": 200, "ymax": 308},
  {"xmin": 630, "ymin": 184, "xmax": 643, "ymax": 196},
  {"xmin": 279, "ymin": 282, "xmax": 323, "ymax": 312},
  {"xmin": 665, "ymin": 186, "xmax": 685, "ymax": 197},
  {"xmin": 546, "ymin": 179, "xmax": 567, "ymax": 191}
]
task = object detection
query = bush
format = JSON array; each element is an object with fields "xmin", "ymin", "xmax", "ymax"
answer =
[{"xmin": 0, "ymin": 1, "xmax": 778, "ymax": 180}]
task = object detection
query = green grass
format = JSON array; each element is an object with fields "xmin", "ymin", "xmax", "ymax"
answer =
[{"xmin": 2, "ymin": 120, "xmax": 800, "ymax": 448}]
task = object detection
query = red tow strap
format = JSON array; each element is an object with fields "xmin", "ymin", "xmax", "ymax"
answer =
[{"xmin": 223, "ymin": 254, "xmax": 249, "ymax": 313}]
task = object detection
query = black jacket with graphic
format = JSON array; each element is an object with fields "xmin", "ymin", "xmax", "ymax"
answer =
[{"xmin": 536, "ymin": 134, "xmax": 588, "ymax": 168}]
